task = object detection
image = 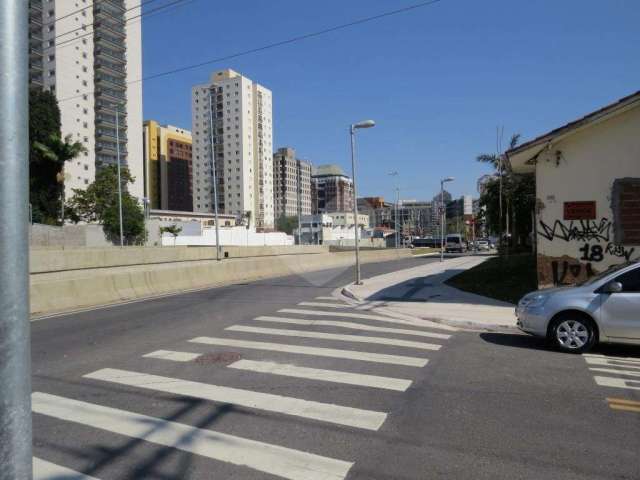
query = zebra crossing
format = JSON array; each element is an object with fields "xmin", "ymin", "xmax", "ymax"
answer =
[
  {"xmin": 33, "ymin": 294, "xmax": 456, "ymax": 479},
  {"xmin": 584, "ymin": 353, "xmax": 640, "ymax": 414}
]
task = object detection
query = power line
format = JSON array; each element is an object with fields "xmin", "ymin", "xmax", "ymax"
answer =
[
  {"xmin": 58, "ymin": 0, "xmax": 443, "ymax": 104},
  {"xmin": 48, "ymin": 0, "xmax": 172, "ymax": 49}
]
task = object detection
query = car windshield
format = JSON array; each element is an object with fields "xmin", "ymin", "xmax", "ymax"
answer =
[
  {"xmin": 576, "ymin": 261, "xmax": 636, "ymax": 286},
  {"xmin": 447, "ymin": 237, "xmax": 460, "ymax": 243}
]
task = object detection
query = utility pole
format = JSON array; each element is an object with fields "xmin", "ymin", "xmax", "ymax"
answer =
[
  {"xmin": 0, "ymin": 2, "xmax": 33, "ymax": 478},
  {"xmin": 115, "ymin": 106, "xmax": 124, "ymax": 247},
  {"xmin": 388, "ymin": 171, "xmax": 399, "ymax": 249},
  {"xmin": 297, "ymin": 162, "xmax": 302, "ymax": 245},
  {"xmin": 208, "ymin": 89, "xmax": 222, "ymax": 260}
]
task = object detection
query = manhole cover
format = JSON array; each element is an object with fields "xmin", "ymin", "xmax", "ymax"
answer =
[{"xmin": 195, "ymin": 352, "xmax": 242, "ymax": 365}]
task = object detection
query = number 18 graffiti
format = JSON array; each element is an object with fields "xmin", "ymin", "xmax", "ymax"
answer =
[{"xmin": 579, "ymin": 243, "xmax": 603, "ymax": 262}]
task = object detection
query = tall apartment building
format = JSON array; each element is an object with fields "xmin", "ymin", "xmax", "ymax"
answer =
[
  {"xmin": 273, "ymin": 147, "xmax": 312, "ymax": 219},
  {"xmin": 143, "ymin": 121, "xmax": 193, "ymax": 212},
  {"xmin": 311, "ymin": 164, "xmax": 354, "ymax": 214},
  {"xmin": 28, "ymin": 0, "xmax": 144, "ymax": 199},
  {"xmin": 191, "ymin": 69, "xmax": 274, "ymax": 229}
]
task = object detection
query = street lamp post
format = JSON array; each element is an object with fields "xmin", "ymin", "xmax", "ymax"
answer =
[
  {"xmin": 350, "ymin": 119, "xmax": 375, "ymax": 285},
  {"xmin": 388, "ymin": 171, "xmax": 399, "ymax": 249},
  {"xmin": 0, "ymin": 2, "xmax": 33, "ymax": 477},
  {"xmin": 115, "ymin": 106, "xmax": 124, "ymax": 247},
  {"xmin": 208, "ymin": 89, "xmax": 222, "ymax": 261},
  {"xmin": 440, "ymin": 177, "xmax": 454, "ymax": 262}
]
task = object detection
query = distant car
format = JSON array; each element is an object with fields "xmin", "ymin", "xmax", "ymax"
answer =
[
  {"xmin": 445, "ymin": 234, "xmax": 466, "ymax": 253},
  {"xmin": 516, "ymin": 261, "xmax": 640, "ymax": 353},
  {"xmin": 475, "ymin": 240, "xmax": 490, "ymax": 251}
]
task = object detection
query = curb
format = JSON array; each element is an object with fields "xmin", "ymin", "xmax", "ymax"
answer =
[{"xmin": 337, "ymin": 284, "xmax": 518, "ymax": 333}]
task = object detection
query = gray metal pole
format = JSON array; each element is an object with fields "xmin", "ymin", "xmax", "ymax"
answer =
[
  {"xmin": 349, "ymin": 126, "xmax": 362, "ymax": 285},
  {"xmin": 115, "ymin": 106, "xmax": 124, "ymax": 247},
  {"xmin": 440, "ymin": 181, "xmax": 444, "ymax": 262},
  {"xmin": 297, "ymin": 163, "xmax": 302, "ymax": 245},
  {"xmin": 0, "ymin": 1, "xmax": 33, "ymax": 478},
  {"xmin": 395, "ymin": 188, "xmax": 399, "ymax": 249},
  {"xmin": 208, "ymin": 89, "xmax": 222, "ymax": 260}
]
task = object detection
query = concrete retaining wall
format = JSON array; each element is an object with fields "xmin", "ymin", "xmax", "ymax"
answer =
[
  {"xmin": 30, "ymin": 245, "xmax": 328, "ymax": 274},
  {"xmin": 30, "ymin": 247, "xmax": 411, "ymax": 315}
]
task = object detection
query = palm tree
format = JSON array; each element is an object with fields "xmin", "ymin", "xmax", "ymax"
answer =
[
  {"xmin": 476, "ymin": 133, "xmax": 520, "ymax": 171},
  {"xmin": 32, "ymin": 133, "xmax": 86, "ymax": 224}
]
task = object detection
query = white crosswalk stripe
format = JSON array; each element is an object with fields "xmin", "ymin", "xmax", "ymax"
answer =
[
  {"xmin": 32, "ymin": 392, "xmax": 353, "ymax": 480},
  {"xmin": 315, "ymin": 296, "xmax": 341, "ymax": 301},
  {"xmin": 589, "ymin": 367, "xmax": 640, "ymax": 378},
  {"xmin": 228, "ymin": 359, "xmax": 413, "ymax": 391},
  {"xmin": 83, "ymin": 368, "xmax": 388, "ymax": 431},
  {"xmin": 593, "ymin": 376, "xmax": 640, "ymax": 391},
  {"xmin": 255, "ymin": 315, "xmax": 451, "ymax": 340},
  {"xmin": 298, "ymin": 302, "xmax": 351, "ymax": 309},
  {"xmin": 33, "ymin": 457, "xmax": 100, "ymax": 480},
  {"xmin": 226, "ymin": 325, "xmax": 442, "ymax": 351},
  {"xmin": 189, "ymin": 337, "xmax": 429, "ymax": 367},
  {"xmin": 143, "ymin": 350, "xmax": 201, "ymax": 362},
  {"xmin": 584, "ymin": 355, "xmax": 640, "ymax": 369},
  {"xmin": 279, "ymin": 308, "xmax": 457, "ymax": 331},
  {"xmin": 583, "ymin": 353, "xmax": 640, "ymax": 364}
]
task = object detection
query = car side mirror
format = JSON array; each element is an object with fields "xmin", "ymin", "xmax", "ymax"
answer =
[{"xmin": 602, "ymin": 281, "xmax": 623, "ymax": 294}]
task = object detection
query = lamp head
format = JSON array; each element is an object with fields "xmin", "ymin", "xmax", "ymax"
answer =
[
  {"xmin": 352, "ymin": 120, "xmax": 376, "ymax": 129},
  {"xmin": 442, "ymin": 177, "xmax": 455, "ymax": 183}
]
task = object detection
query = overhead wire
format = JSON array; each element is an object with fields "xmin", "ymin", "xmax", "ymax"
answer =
[{"xmin": 57, "ymin": 0, "xmax": 444, "ymax": 104}]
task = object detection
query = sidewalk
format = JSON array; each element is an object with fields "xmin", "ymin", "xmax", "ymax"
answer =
[{"xmin": 340, "ymin": 255, "xmax": 518, "ymax": 330}]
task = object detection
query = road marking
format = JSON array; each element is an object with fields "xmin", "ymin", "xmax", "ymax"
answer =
[
  {"xmin": 189, "ymin": 337, "xmax": 429, "ymax": 367},
  {"xmin": 589, "ymin": 367, "xmax": 640, "ymax": 378},
  {"xmin": 315, "ymin": 296, "xmax": 340, "ymax": 301},
  {"xmin": 607, "ymin": 398, "xmax": 640, "ymax": 413},
  {"xmin": 583, "ymin": 354, "xmax": 640, "ymax": 364},
  {"xmin": 593, "ymin": 376, "xmax": 640, "ymax": 391},
  {"xmin": 33, "ymin": 457, "xmax": 100, "ymax": 480},
  {"xmin": 228, "ymin": 359, "xmax": 412, "ymax": 391},
  {"xmin": 279, "ymin": 308, "xmax": 456, "ymax": 331},
  {"xmin": 583, "ymin": 356, "xmax": 640, "ymax": 370},
  {"xmin": 226, "ymin": 325, "xmax": 441, "ymax": 351},
  {"xmin": 84, "ymin": 368, "xmax": 387, "ymax": 431},
  {"xmin": 298, "ymin": 302, "xmax": 351, "ymax": 309},
  {"xmin": 255, "ymin": 315, "xmax": 451, "ymax": 340},
  {"xmin": 32, "ymin": 392, "xmax": 352, "ymax": 480},
  {"xmin": 143, "ymin": 350, "xmax": 201, "ymax": 362}
]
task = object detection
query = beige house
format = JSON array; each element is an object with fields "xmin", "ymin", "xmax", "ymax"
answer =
[{"xmin": 507, "ymin": 91, "xmax": 640, "ymax": 287}]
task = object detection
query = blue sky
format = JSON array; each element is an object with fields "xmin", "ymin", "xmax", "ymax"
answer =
[{"xmin": 141, "ymin": 0, "xmax": 640, "ymax": 202}]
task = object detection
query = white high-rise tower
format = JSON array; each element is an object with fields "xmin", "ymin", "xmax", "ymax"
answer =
[
  {"xmin": 191, "ymin": 69, "xmax": 274, "ymax": 229},
  {"xmin": 28, "ymin": 0, "xmax": 144, "ymax": 200}
]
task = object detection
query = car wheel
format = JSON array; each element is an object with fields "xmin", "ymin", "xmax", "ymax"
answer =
[{"xmin": 549, "ymin": 313, "xmax": 597, "ymax": 353}]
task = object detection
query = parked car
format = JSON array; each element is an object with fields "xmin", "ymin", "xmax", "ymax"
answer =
[
  {"xmin": 475, "ymin": 240, "xmax": 490, "ymax": 251},
  {"xmin": 516, "ymin": 261, "xmax": 640, "ymax": 353},
  {"xmin": 445, "ymin": 234, "xmax": 466, "ymax": 253}
]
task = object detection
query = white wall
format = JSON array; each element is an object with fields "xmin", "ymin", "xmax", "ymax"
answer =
[
  {"xmin": 535, "ymin": 105, "xmax": 640, "ymax": 286},
  {"xmin": 163, "ymin": 227, "xmax": 293, "ymax": 247}
]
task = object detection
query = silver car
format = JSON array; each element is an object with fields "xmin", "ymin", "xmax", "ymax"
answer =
[{"xmin": 516, "ymin": 261, "xmax": 640, "ymax": 353}]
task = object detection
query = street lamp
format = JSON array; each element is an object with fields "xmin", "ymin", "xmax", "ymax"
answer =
[
  {"xmin": 350, "ymin": 119, "xmax": 375, "ymax": 285},
  {"xmin": 440, "ymin": 176, "xmax": 454, "ymax": 262},
  {"xmin": 388, "ymin": 171, "xmax": 399, "ymax": 249}
]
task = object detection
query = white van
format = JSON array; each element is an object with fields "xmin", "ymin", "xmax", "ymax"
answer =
[{"xmin": 445, "ymin": 234, "xmax": 466, "ymax": 253}]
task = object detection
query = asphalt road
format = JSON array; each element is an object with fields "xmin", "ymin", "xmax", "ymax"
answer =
[{"xmin": 31, "ymin": 255, "xmax": 640, "ymax": 480}]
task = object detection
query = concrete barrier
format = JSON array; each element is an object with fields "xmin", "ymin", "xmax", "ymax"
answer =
[
  {"xmin": 30, "ymin": 245, "xmax": 328, "ymax": 274},
  {"xmin": 30, "ymin": 248, "xmax": 411, "ymax": 316}
]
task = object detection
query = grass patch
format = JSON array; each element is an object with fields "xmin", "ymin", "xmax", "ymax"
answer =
[
  {"xmin": 411, "ymin": 247, "xmax": 438, "ymax": 255},
  {"xmin": 445, "ymin": 254, "xmax": 537, "ymax": 304}
]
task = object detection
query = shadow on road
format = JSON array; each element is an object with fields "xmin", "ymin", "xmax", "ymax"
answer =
[
  {"xmin": 479, "ymin": 332, "xmax": 554, "ymax": 352},
  {"xmin": 38, "ymin": 396, "xmax": 234, "ymax": 479}
]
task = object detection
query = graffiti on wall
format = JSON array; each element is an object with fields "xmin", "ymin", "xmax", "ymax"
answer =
[{"xmin": 538, "ymin": 217, "xmax": 636, "ymax": 285}]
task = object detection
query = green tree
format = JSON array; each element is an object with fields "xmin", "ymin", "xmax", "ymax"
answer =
[
  {"xmin": 476, "ymin": 133, "xmax": 535, "ymax": 249},
  {"xmin": 29, "ymin": 88, "xmax": 85, "ymax": 224},
  {"xmin": 66, "ymin": 165, "xmax": 146, "ymax": 244},
  {"xmin": 276, "ymin": 215, "xmax": 298, "ymax": 235},
  {"xmin": 159, "ymin": 224, "xmax": 183, "ymax": 246}
]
